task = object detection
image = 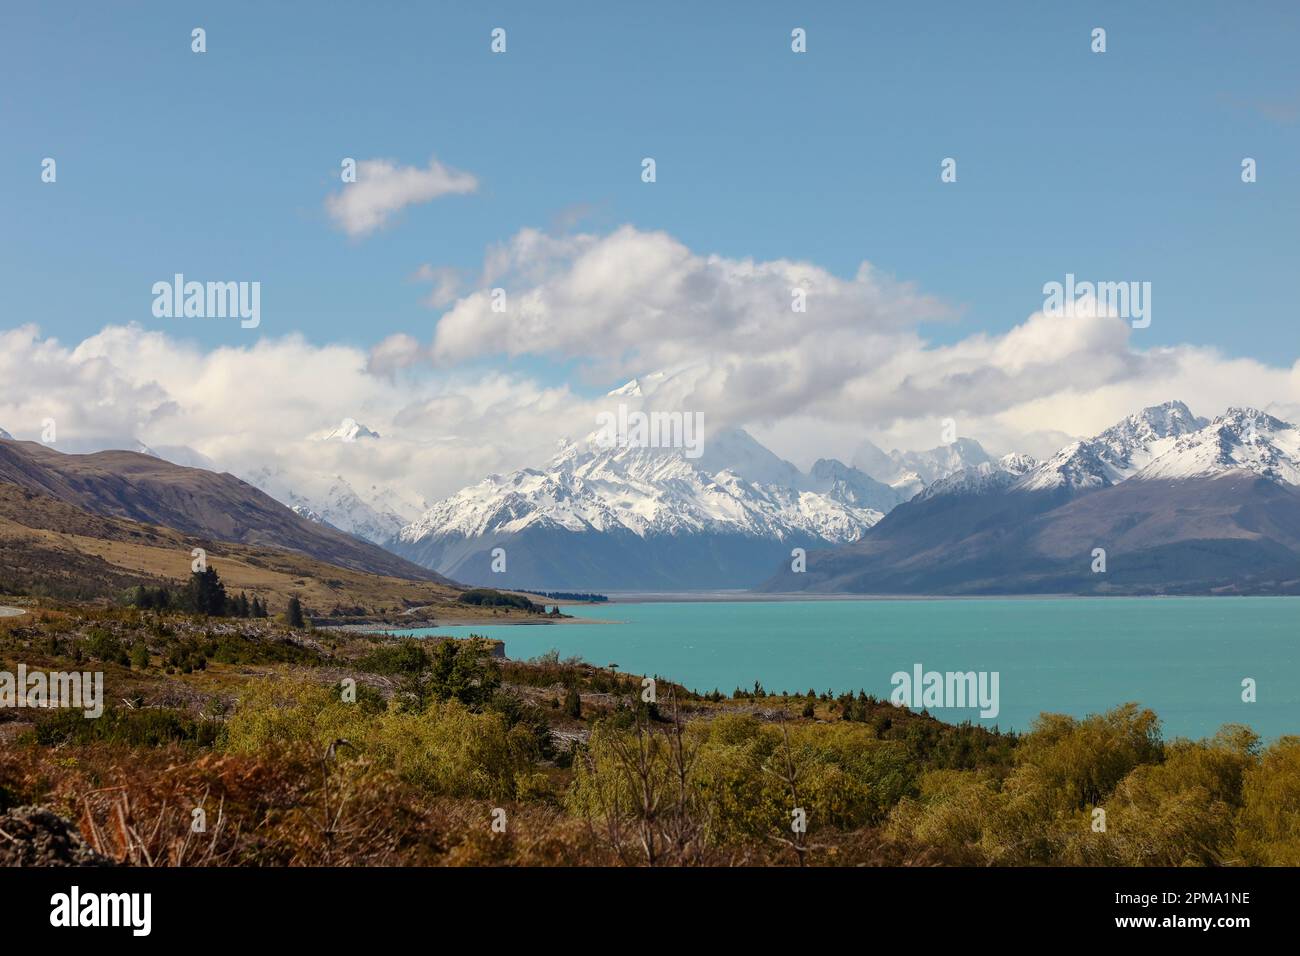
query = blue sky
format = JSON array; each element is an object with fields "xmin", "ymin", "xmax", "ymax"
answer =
[{"xmin": 4, "ymin": 0, "xmax": 1297, "ymax": 384}]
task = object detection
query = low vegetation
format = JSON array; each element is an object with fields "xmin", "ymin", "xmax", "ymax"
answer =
[{"xmin": 0, "ymin": 600, "xmax": 1297, "ymax": 866}]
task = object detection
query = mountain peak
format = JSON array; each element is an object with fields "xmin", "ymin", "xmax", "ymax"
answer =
[
  {"xmin": 1111, "ymin": 400, "xmax": 1206, "ymax": 440},
  {"xmin": 608, "ymin": 378, "xmax": 644, "ymax": 397},
  {"xmin": 394, "ymin": 426, "xmax": 891, "ymax": 586},
  {"xmin": 1016, "ymin": 402, "xmax": 1206, "ymax": 491},
  {"xmin": 850, "ymin": 437, "xmax": 990, "ymax": 493},
  {"xmin": 311, "ymin": 418, "xmax": 380, "ymax": 442},
  {"xmin": 1136, "ymin": 406, "xmax": 1300, "ymax": 484},
  {"xmin": 921, "ymin": 451, "xmax": 1038, "ymax": 500}
]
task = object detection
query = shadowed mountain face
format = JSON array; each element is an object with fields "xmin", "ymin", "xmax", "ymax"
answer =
[
  {"xmin": 0, "ymin": 439, "xmax": 451, "ymax": 583},
  {"xmin": 395, "ymin": 520, "xmax": 846, "ymax": 591},
  {"xmin": 760, "ymin": 473, "xmax": 1300, "ymax": 595}
]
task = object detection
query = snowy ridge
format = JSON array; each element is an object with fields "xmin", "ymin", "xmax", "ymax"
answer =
[
  {"xmin": 851, "ymin": 436, "xmax": 991, "ymax": 499},
  {"xmin": 920, "ymin": 453, "xmax": 1038, "ymax": 500},
  {"xmin": 1136, "ymin": 407, "xmax": 1300, "ymax": 484},
  {"xmin": 1015, "ymin": 401, "xmax": 1207, "ymax": 491},
  {"xmin": 398, "ymin": 427, "xmax": 886, "ymax": 548},
  {"xmin": 247, "ymin": 464, "xmax": 412, "ymax": 545},
  {"xmin": 901, "ymin": 401, "xmax": 1299, "ymax": 503},
  {"xmin": 310, "ymin": 417, "xmax": 381, "ymax": 442}
]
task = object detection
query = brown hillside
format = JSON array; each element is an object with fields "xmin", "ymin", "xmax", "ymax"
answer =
[
  {"xmin": 0, "ymin": 439, "xmax": 448, "ymax": 583},
  {"xmin": 0, "ymin": 483, "xmax": 538, "ymax": 622}
]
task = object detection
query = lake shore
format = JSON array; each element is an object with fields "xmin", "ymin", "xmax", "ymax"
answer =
[
  {"xmin": 323, "ymin": 614, "xmax": 620, "ymax": 633},
  {"xmin": 597, "ymin": 591, "xmax": 1287, "ymax": 603}
]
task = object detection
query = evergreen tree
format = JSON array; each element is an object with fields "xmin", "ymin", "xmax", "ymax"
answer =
[
  {"xmin": 286, "ymin": 595, "xmax": 305, "ymax": 628},
  {"xmin": 187, "ymin": 566, "xmax": 227, "ymax": 616}
]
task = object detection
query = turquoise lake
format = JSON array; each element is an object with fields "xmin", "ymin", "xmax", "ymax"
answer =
[{"xmin": 392, "ymin": 597, "xmax": 1300, "ymax": 740}]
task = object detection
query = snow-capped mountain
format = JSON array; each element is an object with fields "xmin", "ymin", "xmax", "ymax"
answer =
[
  {"xmin": 246, "ymin": 466, "xmax": 412, "ymax": 545},
  {"xmin": 1135, "ymin": 407, "xmax": 1300, "ymax": 485},
  {"xmin": 311, "ymin": 417, "xmax": 381, "ymax": 442},
  {"xmin": 291, "ymin": 503, "xmax": 325, "ymax": 524},
  {"xmin": 910, "ymin": 401, "xmax": 1297, "ymax": 500},
  {"xmin": 804, "ymin": 458, "xmax": 907, "ymax": 512},
  {"xmin": 0, "ymin": 426, "xmax": 12, "ymax": 440},
  {"xmin": 852, "ymin": 437, "xmax": 992, "ymax": 498},
  {"xmin": 763, "ymin": 400, "xmax": 1300, "ymax": 597},
  {"xmin": 1016, "ymin": 400, "xmax": 1207, "ymax": 491},
  {"xmin": 239, "ymin": 418, "xmax": 429, "ymax": 545},
  {"xmin": 392, "ymin": 426, "xmax": 890, "ymax": 589},
  {"xmin": 920, "ymin": 452, "xmax": 1038, "ymax": 500}
]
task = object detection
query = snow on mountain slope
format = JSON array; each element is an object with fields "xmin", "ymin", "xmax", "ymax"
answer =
[
  {"xmin": 874, "ymin": 400, "xmax": 1293, "ymax": 505},
  {"xmin": 246, "ymin": 466, "xmax": 409, "ymax": 544},
  {"xmin": 696, "ymin": 426, "xmax": 805, "ymax": 488},
  {"xmin": 804, "ymin": 458, "xmax": 907, "ymax": 512},
  {"xmin": 1136, "ymin": 407, "xmax": 1300, "ymax": 484},
  {"xmin": 397, "ymin": 430, "xmax": 886, "ymax": 551},
  {"xmin": 1015, "ymin": 400, "xmax": 1207, "ymax": 491},
  {"xmin": 311, "ymin": 417, "xmax": 381, "ymax": 442},
  {"xmin": 920, "ymin": 452, "xmax": 1038, "ymax": 500},
  {"xmin": 239, "ymin": 418, "xmax": 432, "ymax": 544},
  {"xmin": 0, "ymin": 426, "xmax": 12, "ymax": 440},
  {"xmin": 851, "ymin": 437, "xmax": 991, "ymax": 498}
]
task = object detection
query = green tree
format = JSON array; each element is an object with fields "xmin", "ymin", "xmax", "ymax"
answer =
[
  {"xmin": 286, "ymin": 596, "xmax": 305, "ymax": 628},
  {"xmin": 187, "ymin": 566, "xmax": 228, "ymax": 616},
  {"xmin": 1238, "ymin": 736, "xmax": 1300, "ymax": 865},
  {"xmin": 426, "ymin": 638, "xmax": 501, "ymax": 707}
]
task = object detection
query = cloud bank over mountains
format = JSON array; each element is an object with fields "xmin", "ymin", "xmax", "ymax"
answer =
[{"xmin": 2, "ymin": 225, "xmax": 1299, "ymax": 512}]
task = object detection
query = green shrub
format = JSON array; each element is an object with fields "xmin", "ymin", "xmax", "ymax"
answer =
[
  {"xmin": 224, "ymin": 680, "xmax": 539, "ymax": 800},
  {"xmin": 33, "ymin": 707, "xmax": 219, "ymax": 748}
]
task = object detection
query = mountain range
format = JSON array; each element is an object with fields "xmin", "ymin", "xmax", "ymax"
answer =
[
  {"xmin": 761, "ymin": 403, "xmax": 1300, "ymax": 595},
  {"xmin": 389, "ymin": 426, "xmax": 921, "ymax": 589},
  {"xmin": 387, "ymin": 399, "xmax": 1300, "ymax": 594},
  {"xmin": 10, "ymin": 397, "xmax": 1295, "ymax": 596},
  {"xmin": 243, "ymin": 419, "xmax": 428, "ymax": 546}
]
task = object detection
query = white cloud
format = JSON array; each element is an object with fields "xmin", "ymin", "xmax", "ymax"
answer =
[
  {"xmin": 366, "ymin": 332, "xmax": 426, "ymax": 377},
  {"xmin": 410, "ymin": 264, "xmax": 463, "ymax": 308},
  {"xmin": 325, "ymin": 156, "xmax": 478, "ymax": 238},
  {"xmin": 0, "ymin": 323, "xmax": 596, "ymax": 510},
  {"xmin": 408, "ymin": 225, "xmax": 1300, "ymax": 460},
  {"xmin": 3, "ymin": 225, "xmax": 1298, "ymax": 512}
]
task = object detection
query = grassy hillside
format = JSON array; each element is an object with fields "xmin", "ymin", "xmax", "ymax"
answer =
[{"xmin": 0, "ymin": 485, "xmax": 543, "ymax": 624}]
